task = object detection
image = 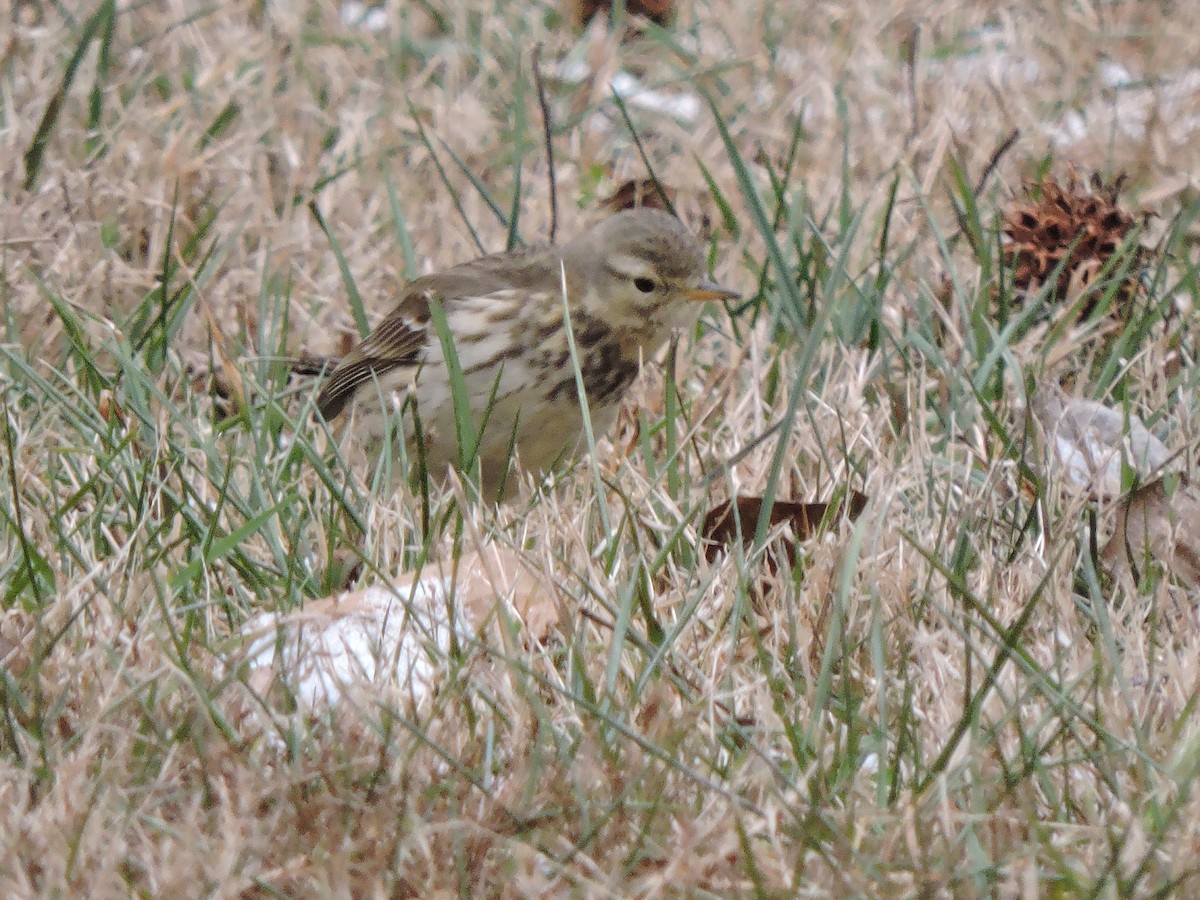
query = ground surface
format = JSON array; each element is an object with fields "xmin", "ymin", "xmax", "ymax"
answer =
[{"xmin": 3, "ymin": 1, "xmax": 1200, "ymax": 896}]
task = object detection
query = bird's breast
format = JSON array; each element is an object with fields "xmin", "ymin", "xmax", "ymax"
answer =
[{"xmin": 535, "ymin": 309, "xmax": 645, "ymax": 406}]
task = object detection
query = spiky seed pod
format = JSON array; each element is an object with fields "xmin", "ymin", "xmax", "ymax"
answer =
[
  {"xmin": 599, "ymin": 178, "xmax": 677, "ymax": 216},
  {"xmin": 1001, "ymin": 171, "xmax": 1146, "ymax": 320}
]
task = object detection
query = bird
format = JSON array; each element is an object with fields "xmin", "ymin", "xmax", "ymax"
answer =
[{"xmin": 315, "ymin": 207, "xmax": 738, "ymax": 500}]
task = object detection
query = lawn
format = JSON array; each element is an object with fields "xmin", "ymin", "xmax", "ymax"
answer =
[{"xmin": 3, "ymin": 0, "xmax": 1200, "ymax": 895}]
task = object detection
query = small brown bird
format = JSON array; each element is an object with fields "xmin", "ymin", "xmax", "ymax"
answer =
[{"xmin": 316, "ymin": 208, "xmax": 737, "ymax": 499}]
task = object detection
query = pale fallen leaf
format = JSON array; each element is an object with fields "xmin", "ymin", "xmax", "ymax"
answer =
[
  {"xmin": 1033, "ymin": 383, "xmax": 1171, "ymax": 498},
  {"xmin": 234, "ymin": 542, "xmax": 555, "ymax": 712},
  {"xmin": 1101, "ymin": 474, "xmax": 1200, "ymax": 589}
]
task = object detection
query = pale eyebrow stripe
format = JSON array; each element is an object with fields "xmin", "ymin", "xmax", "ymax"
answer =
[{"xmin": 605, "ymin": 253, "xmax": 651, "ymax": 279}]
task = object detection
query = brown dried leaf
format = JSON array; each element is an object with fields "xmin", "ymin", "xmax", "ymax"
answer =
[
  {"xmin": 98, "ymin": 390, "xmax": 124, "ymax": 426},
  {"xmin": 190, "ymin": 366, "xmax": 239, "ymax": 419},
  {"xmin": 1101, "ymin": 475, "xmax": 1200, "ymax": 589},
  {"xmin": 202, "ymin": 298, "xmax": 247, "ymax": 415},
  {"xmin": 572, "ymin": 0, "xmax": 675, "ymax": 28},
  {"xmin": 702, "ymin": 491, "xmax": 869, "ymax": 564}
]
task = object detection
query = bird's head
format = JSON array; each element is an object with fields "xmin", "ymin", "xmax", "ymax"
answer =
[{"xmin": 563, "ymin": 208, "xmax": 738, "ymax": 335}]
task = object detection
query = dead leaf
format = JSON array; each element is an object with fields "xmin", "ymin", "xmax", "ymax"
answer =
[
  {"xmin": 190, "ymin": 366, "xmax": 239, "ymax": 419},
  {"xmin": 1033, "ymin": 383, "xmax": 1171, "ymax": 498},
  {"xmin": 702, "ymin": 491, "xmax": 869, "ymax": 564},
  {"xmin": 202, "ymin": 298, "xmax": 247, "ymax": 415},
  {"xmin": 97, "ymin": 390, "xmax": 124, "ymax": 426},
  {"xmin": 1101, "ymin": 474, "xmax": 1200, "ymax": 589},
  {"xmin": 571, "ymin": 0, "xmax": 675, "ymax": 28}
]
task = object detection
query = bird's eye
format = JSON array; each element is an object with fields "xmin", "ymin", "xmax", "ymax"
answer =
[{"xmin": 634, "ymin": 277, "xmax": 656, "ymax": 294}]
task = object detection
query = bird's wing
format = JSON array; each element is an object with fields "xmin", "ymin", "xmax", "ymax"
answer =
[
  {"xmin": 315, "ymin": 246, "xmax": 556, "ymax": 420},
  {"xmin": 315, "ymin": 285, "xmax": 431, "ymax": 420}
]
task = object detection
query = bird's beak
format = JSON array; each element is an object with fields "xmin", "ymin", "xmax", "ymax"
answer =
[{"xmin": 685, "ymin": 279, "xmax": 740, "ymax": 302}]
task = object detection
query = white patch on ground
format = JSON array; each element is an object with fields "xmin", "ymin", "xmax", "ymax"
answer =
[
  {"xmin": 1048, "ymin": 68, "xmax": 1200, "ymax": 147},
  {"xmin": 230, "ymin": 542, "xmax": 556, "ymax": 720},
  {"xmin": 241, "ymin": 578, "xmax": 469, "ymax": 710},
  {"xmin": 556, "ymin": 57, "xmax": 701, "ymax": 122},
  {"xmin": 339, "ymin": 1, "xmax": 389, "ymax": 32}
]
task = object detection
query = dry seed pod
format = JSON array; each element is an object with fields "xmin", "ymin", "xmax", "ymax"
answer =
[
  {"xmin": 1001, "ymin": 170, "xmax": 1147, "ymax": 320},
  {"xmin": 600, "ymin": 178, "xmax": 677, "ymax": 215},
  {"xmin": 595, "ymin": 175, "xmax": 712, "ymax": 239}
]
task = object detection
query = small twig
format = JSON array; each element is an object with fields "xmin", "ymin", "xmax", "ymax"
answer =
[
  {"xmin": 531, "ymin": 44, "xmax": 558, "ymax": 244},
  {"xmin": 974, "ymin": 127, "xmax": 1020, "ymax": 199},
  {"xmin": 946, "ymin": 127, "xmax": 1022, "ymax": 255},
  {"xmin": 903, "ymin": 23, "xmax": 920, "ymax": 140}
]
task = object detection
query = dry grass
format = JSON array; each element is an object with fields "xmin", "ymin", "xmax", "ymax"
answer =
[{"xmin": 4, "ymin": 0, "xmax": 1200, "ymax": 895}]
